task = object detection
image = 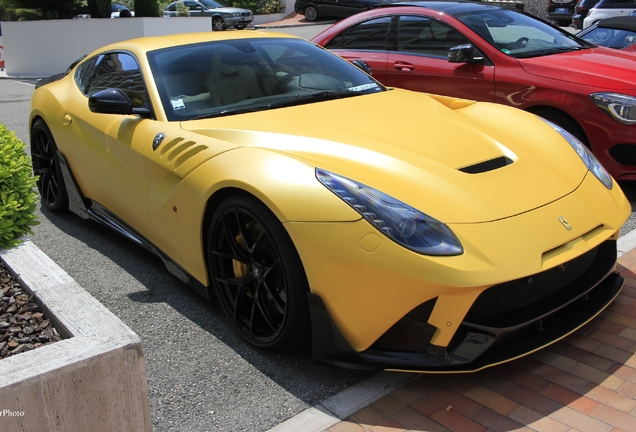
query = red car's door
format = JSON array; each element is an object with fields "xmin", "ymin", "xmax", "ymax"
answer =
[{"xmin": 384, "ymin": 15, "xmax": 495, "ymax": 101}]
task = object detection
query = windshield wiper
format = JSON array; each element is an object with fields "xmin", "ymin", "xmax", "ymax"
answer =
[
  {"xmin": 267, "ymin": 90, "xmax": 361, "ymax": 109},
  {"xmin": 514, "ymin": 46, "xmax": 586, "ymax": 58},
  {"xmin": 190, "ymin": 107, "xmax": 264, "ymax": 120}
]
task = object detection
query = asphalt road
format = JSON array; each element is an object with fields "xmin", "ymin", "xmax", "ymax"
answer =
[{"xmin": 1, "ymin": 23, "xmax": 636, "ymax": 432}]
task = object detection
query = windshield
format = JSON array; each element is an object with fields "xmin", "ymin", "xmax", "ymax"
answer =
[
  {"xmin": 148, "ymin": 38, "xmax": 383, "ymax": 121},
  {"xmin": 454, "ymin": 9, "xmax": 589, "ymax": 58},
  {"xmin": 199, "ymin": 0, "xmax": 226, "ymax": 8},
  {"xmin": 579, "ymin": 26, "xmax": 636, "ymax": 49}
]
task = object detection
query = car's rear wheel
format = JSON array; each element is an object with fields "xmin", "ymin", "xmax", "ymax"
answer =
[
  {"xmin": 207, "ymin": 195, "xmax": 310, "ymax": 350},
  {"xmin": 304, "ymin": 5, "xmax": 319, "ymax": 22},
  {"xmin": 30, "ymin": 119, "xmax": 68, "ymax": 212},
  {"xmin": 212, "ymin": 16, "xmax": 227, "ymax": 31}
]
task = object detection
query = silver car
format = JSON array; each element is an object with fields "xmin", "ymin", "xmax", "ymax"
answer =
[{"xmin": 164, "ymin": 0, "xmax": 253, "ymax": 30}]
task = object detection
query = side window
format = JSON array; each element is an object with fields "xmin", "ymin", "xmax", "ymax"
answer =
[
  {"xmin": 397, "ymin": 16, "xmax": 469, "ymax": 58},
  {"xmin": 186, "ymin": 1, "xmax": 200, "ymax": 10},
  {"xmin": 325, "ymin": 16, "xmax": 391, "ymax": 50},
  {"xmin": 74, "ymin": 56, "xmax": 100, "ymax": 94},
  {"xmin": 167, "ymin": 3, "xmax": 177, "ymax": 11},
  {"xmin": 85, "ymin": 52, "xmax": 150, "ymax": 109}
]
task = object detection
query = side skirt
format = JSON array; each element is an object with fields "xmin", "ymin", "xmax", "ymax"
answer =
[{"xmin": 56, "ymin": 150, "xmax": 210, "ymax": 300}]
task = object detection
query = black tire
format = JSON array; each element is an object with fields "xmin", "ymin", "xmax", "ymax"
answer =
[
  {"xmin": 304, "ymin": 5, "xmax": 319, "ymax": 22},
  {"xmin": 235, "ymin": 25, "xmax": 246, "ymax": 30},
  {"xmin": 212, "ymin": 16, "xmax": 227, "ymax": 31},
  {"xmin": 30, "ymin": 119, "xmax": 69, "ymax": 212},
  {"xmin": 531, "ymin": 108, "xmax": 590, "ymax": 149},
  {"xmin": 207, "ymin": 195, "xmax": 310, "ymax": 350}
]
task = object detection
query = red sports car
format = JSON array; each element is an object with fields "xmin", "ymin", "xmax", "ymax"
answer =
[{"xmin": 312, "ymin": 1, "xmax": 636, "ymax": 181}]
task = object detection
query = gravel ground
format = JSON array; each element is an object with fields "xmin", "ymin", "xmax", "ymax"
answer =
[{"xmin": 0, "ymin": 260, "xmax": 62, "ymax": 359}]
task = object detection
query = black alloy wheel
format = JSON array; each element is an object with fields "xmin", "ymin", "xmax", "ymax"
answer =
[
  {"xmin": 30, "ymin": 119, "xmax": 69, "ymax": 212},
  {"xmin": 208, "ymin": 195, "xmax": 310, "ymax": 350}
]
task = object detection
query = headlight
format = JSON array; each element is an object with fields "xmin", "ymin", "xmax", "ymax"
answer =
[
  {"xmin": 232, "ymin": 12, "xmax": 241, "ymax": 16},
  {"xmin": 591, "ymin": 92, "xmax": 636, "ymax": 125},
  {"xmin": 539, "ymin": 118, "xmax": 612, "ymax": 190},
  {"xmin": 316, "ymin": 169, "xmax": 463, "ymax": 256}
]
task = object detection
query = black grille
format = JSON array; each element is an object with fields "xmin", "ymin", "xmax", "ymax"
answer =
[{"xmin": 464, "ymin": 241, "xmax": 616, "ymax": 329}]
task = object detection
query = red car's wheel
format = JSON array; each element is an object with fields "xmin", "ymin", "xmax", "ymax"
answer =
[{"xmin": 208, "ymin": 195, "xmax": 310, "ymax": 350}]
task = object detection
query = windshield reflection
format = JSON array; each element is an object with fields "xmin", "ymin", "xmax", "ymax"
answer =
[{"xmin": 455, "ymin": 10, "xmax": 590, "ymax": 58}]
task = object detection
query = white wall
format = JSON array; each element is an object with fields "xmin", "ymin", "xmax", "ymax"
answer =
[{"xmin": 0, "ymin": 17, "xmax": 211, "ymax": 77}]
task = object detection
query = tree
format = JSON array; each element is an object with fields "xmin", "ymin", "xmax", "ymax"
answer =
[
  {"xmin": 0, "ymin": 0, "xmax": 85, "ymax": 19},
  {"xmin": 87, "ymin": 0, "xmax": 111, "ymax": 18},
  {"xmin": 134, "ymin": 0, "xmax": 160, "ymax": 16}
]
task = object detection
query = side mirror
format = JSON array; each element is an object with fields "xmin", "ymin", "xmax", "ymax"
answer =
[
  {"xmin": 448, "ymin": 44, "xmax": 484, "ymax": 64},
  {"xmin": 88, "ymin": 88, "xmax": 151, "ymax": 117},
  {"xmin": 351, "ymin": 59, "xmax": 372, "ymax": 75}
]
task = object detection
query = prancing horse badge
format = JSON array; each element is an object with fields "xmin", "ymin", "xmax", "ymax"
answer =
[{"xmin": 558, "ymin": 216, "xmax": 572, "ymax": 230}]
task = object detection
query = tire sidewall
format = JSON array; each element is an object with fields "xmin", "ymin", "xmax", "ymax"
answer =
[{"xmin": 207, "ymin": 195, "xmax": 310, "ymax": 350}]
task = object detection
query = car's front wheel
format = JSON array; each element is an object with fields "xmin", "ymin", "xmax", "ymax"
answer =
[
  {"xmin": 207, "ymin": 195, "xmax": 310, "ymax": 350},
  {"xmin": 30, "ymin": 119, "xmax": 69, "ymax": 212},
  {"xmin": 532, "ymin": 108, "xmax": 590, "ymax": 149},
  {"xmin": 235, "ymin": 25, "xmax": 246, "ymax": 30},
  {"xmin": 304, "ymin": 5, "xmax": 319, "ymax": 22},
  {"xmin": 212, "ymin": 16, "xmax": 227, "ymax": 31}
]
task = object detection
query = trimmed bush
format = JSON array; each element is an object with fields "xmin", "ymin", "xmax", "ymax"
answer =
[
  {"xmin": 0, "ymin": 123, "xmax": 39, "ymax": 249},
  {"xmin": 230, "ymin": 0, "xmax": 284, "ymax": 14}
]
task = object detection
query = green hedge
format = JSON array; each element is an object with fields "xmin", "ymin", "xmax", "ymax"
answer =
[{"xmin": 0, "ymin": 123, "xmax": 39, "ymax": 249}]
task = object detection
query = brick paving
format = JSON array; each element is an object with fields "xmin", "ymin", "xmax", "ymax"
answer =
[{"xmin": 323, "ymin": 250, "xmax": 636, "ymax": 432}]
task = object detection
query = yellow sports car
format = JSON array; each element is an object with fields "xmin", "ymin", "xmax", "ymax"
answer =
[{"xmin": 30, "ymin": 31, "xmax": 630, "ymax": 372}]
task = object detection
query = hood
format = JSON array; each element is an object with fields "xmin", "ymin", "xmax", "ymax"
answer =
[
  {"xmin": 519, "ymin": 47, "xmax": 636, "ymax": 91},
  {"xmin": 182, "ymin": 90, "xmax": 590, "ymax": 224}
]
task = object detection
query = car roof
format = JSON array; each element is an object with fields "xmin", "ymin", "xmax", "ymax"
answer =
[
  {"xmin": 383, "ymin": 0, "xmax": 505, "ymax": 14},
  {"xmin": 596, "ymin": 16, "xmax": 636, "ymax": 31}
]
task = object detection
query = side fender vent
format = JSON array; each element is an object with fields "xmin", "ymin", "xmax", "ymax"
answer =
[{"xmin": 459, "ymin": 156, "xmax": 513, "ymax": 174}]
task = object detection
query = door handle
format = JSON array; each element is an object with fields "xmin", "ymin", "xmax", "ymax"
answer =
[{"xmin": 394, "ymin": 61, "xmax": 415, "ymax": 72}]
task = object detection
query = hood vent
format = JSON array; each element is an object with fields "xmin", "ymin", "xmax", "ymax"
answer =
[{"xmin": 459, "ymin": 156, "xmax": 513, "ymax": 174}]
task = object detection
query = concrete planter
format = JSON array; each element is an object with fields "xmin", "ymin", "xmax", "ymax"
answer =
[{"xmin": 0, "ymin": 239, "xmax": 151, "ymax": 432}]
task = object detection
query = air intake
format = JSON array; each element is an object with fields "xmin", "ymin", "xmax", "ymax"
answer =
[{"xmin": 459, "ymin": 156, "xmax": 513, "ymax": 174}]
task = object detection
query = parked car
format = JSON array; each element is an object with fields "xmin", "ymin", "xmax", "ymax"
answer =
[
  {"xmin": 164, "ymin": 0, "xmax": 253, "ymax": 30},
  {"xmin": 312, "ymin": 1, "xmax": 636, "ymax": 181},
  {"xmin": 29, "ymin": 31, "xmax": 630, "ymax": 371},
  {"xmin": 577, "ymin": 15, "xmax": 636, "ymax": 50},
  {"xmin": 583, "ymin": 0, "xmax": 636, "ymax": 28},
  {"xmin": 548, "ymin": 0, "xmax": 576, "ymax": 25},
  {"xmin": 111, "ymin": 3, "xmax": 134, "ymax": 18},
  {"xmin": 573, "ymin": 0, "xmax": 601, "ymax": 29},
  {"xmin": 294, "ymin": 0, "xmax": 397, "ymax": 22}
]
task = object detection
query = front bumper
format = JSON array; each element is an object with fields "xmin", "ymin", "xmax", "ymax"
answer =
[
  {"xmin": 310, "ymin": 240, "xmax": 622, "ymax": 372},
  {"xmin": 225, "ymin": 15, "xmax": 253, "ymax": 26},
  {"xmin": 287, "ymin": 171, "xmax": 629, "ymax": 372}
]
